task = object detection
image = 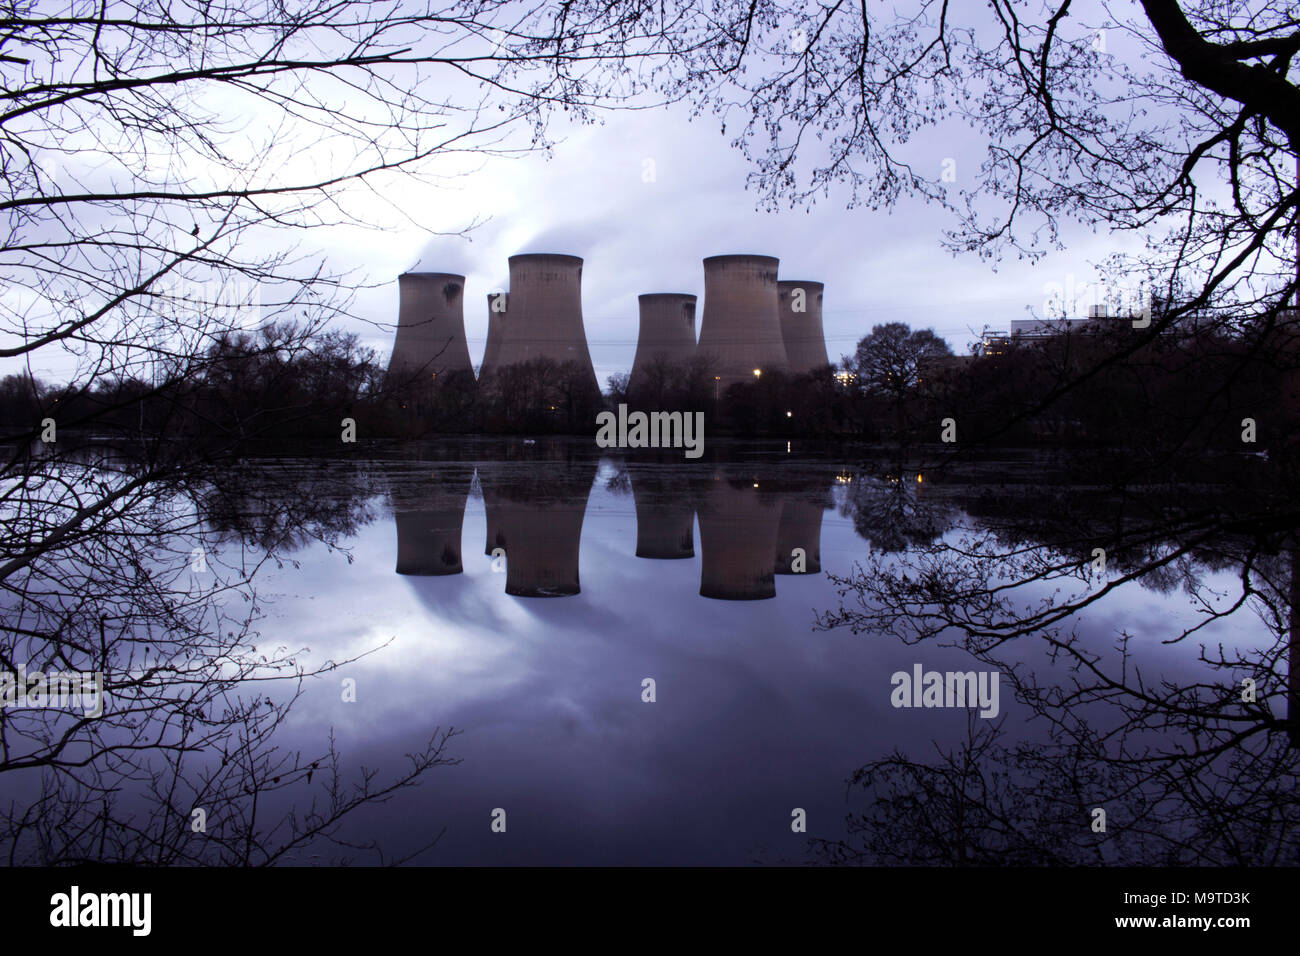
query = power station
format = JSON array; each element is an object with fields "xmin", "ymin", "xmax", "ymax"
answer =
[
  {"xmin": 386, "ymin": 272, "xmax": 476, "ymax": 394},
  {"xmin": 696, "ymin": 255, "xmax": 789, "ymax": 389},
  {"xmin": 777, "ymin": 280, "xmax": 830, "ymax": 373},
  {"xmin": 387, "ymin": 251, "xmax": 830, "ymax": 405},
  {"xmin": 627, "ymin": 293, "xmax": 697, "ymax": 399},
  {"xmin": 479, "ymin": 292, "xmax": 507, "ymax": 378},
  {"xmin": 488, "ymin": 254, "xmax": 598, "ymax": 393}
]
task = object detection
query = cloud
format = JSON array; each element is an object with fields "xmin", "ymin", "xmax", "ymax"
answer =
[{"xmin": 5, "ymin": 93, "xmax": 1148, "ymax": 384}]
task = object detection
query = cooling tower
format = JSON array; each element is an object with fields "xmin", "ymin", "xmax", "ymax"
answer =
[
  {"xmin": 477, "ymin": 451, "xmax": 597, "ymax": 597},
  {"xmin": 695, "ymin": 471, "xmax": 782, "ymax": 600},
  {"xmin": 775, "ymin": 498, "xmax": 823, "ymax": 574},
  {"xmin": 479, "ymin": 292, "xmax": 508, "ymax": 379},
  {"xmin": 490, "ymin": 254, "xmax": 598, "ymax": 391},
  {"xmin": 696, "ymin": 255, "xmax": 789, "ymax": 389},
  {"xmin": 628, "ymin": 294, "xmax": 697, "ymax": 399},
  {"xmin": 777, "ymin": 280, "xmax": 830, "ymax": 374},
  {"xmin": 389, "ymin": 468, "xmax": 472, "ymax": 576},
  {"xmin": 387, "ymin": 273, "xmax": 476, "ymax": 390},
  {"xmin": 627, "ymin": 459, "xmax": 695, "ymax": 559}
]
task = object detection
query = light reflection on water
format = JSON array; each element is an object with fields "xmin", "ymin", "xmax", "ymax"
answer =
[{"xmin": 224, "ymin": 443, "xmax": 1270, "ymax": 865}]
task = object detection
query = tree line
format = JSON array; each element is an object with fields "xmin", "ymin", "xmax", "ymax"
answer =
[{"xmin": 3, "ymin": 305, "xmax": 1287, "ymax": 450}]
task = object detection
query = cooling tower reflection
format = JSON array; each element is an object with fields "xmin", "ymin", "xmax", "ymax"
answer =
[
  {"xmin": 694, "ymin": 469, "xmax": 783, "ymax": 600},
  {"xmin": 627, "ymin": 458, "xmax": 695, "ymax": 559},
  {"xmin": 389, "ymin": 449, "xmax": 840, "ymax": 600},
  {"xmin": 476, "ymin": 443, "xmax": 598, "ymax": 597},
  {"xmin": 775, "ymin": 496, "xmax": 825, "ymax": 575},
  {"xmin": 389, "ymin": 466, "xmax": 472, "ymax": 576}
]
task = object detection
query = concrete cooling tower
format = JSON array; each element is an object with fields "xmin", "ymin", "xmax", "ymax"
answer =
[
  {"xmin": 627, "ymin": 460, "xmax": 695, "ymax": 559},
  {"xmin": 696, "ymin": 255, "xmax": 789, "ymax": 389},
  {"xmin": 628, "ymin": 294, "xmax": 697, "ymax": 399},
  {"xmin": 387, "ymin": 273, "xmax": 476, "ymax": 390},
  {"xmin": 477, "ymin": 451, "xmax": 598, "ymax": 597},
  {"xmin": 777, "ymin": 280, "xmax": 830, "ymax": 374},
  {"xmin": 487, "ymin": 254, "xmax": 598, "ymax": 392},
  {"xmin": 389, "ymin": 467, "xmax": 472, "ymax": 576},
  {"xmin": 479, "ymin": 292, "xmax": 508, "ymax": 378},
  {"xmin": 694, "ymin": 471, "xmax": 782, "ymax": 600}
]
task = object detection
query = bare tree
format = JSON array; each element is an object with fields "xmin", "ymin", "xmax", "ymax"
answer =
[{"xmin": 0, "ymin": 0, "xmax": 688, "ymax": 865}]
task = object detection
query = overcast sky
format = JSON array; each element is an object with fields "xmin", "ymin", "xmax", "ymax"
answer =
[
  {"xmin": 322, "ymin": 95, "xmax": 1144, "ymax": 387},
  {"xmin": 5, "ymin": 0, "xmax": 1160, "ymax": 387}
]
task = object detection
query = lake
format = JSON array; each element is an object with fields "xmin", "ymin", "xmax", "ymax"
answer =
[{"xmin": 176, "ymin": 438, "xmax": 1280, "ymax": 865}]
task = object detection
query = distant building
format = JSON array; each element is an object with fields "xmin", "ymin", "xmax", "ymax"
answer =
[
  {"xmin": 776, "ymin": 280, "xmax": 830, "ymax": 374},
  {"xmin": 628, "ymin": 293, "xmax": 697, "ymax": 400},
  {"xmin": 981, "ymin": 331, "xmax": 1011, "ymax": 356},
  {"xmin": 1001, "ymin": 306, "xmax": 1144, "ymax": 345},
  {"xmin": 1010, "ymin": 317, "xmax": 1098, "ymax": 339},
  {"xmin": 387, "ymin": 272, "xmax": 476, "ymax": 397},
  {"xmin": 696, "ymin": 255, "xmax": 789, "ymax": 388},
  {"xmin": 483, "ymin": 253, "xmax": 599, "ymax": 394}
]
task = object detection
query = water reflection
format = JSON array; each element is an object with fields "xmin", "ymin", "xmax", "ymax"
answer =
[
  {"xmin": 12, "ymin": 438, "xmax": 1290, "ymax": 866},
  {"xmin": 775, "ymin": 490, "xmax": 829, "ymax": 575},
  {"xmin": 390, "ymin": 467, "xmax": 472, "ymax": 576},
  {"xmin": 193, "ymin": 449, "xmax": 1300, "ymax": 863},
  {"xmin": 695, "ymin": 471, "xmax": 784, "ymax": 600},
  {"xmin": 390, "ymin": 449, "xmax": 840, "ymax": 600},
  {"xmin": 810, "ymin": 453, "xmax": 1300, "ymax": 866},
  {"xmin": 627, "ymin": 459, "xmax": 695, "ymax": 559},
  {"xmin": 837, "ymin": 472, "xmax": 954, "ymax": 554},
  {"xmin": 476, "ymin": 444, "xmax": 598, "ymax": 597}
]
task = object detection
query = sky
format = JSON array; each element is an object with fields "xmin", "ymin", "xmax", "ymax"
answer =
[
  {"xmin": 323, "ymin": 96, "xmax": 1141, "ymax": 388},
  {"xmin": 2, "ymin": 0, "xmax": 1159, "ymax": 388}
]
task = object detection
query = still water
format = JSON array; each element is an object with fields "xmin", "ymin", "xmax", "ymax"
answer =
[{"xmin": 212, "ymin": 439, "xmax": 1267, "ymax": 865}]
